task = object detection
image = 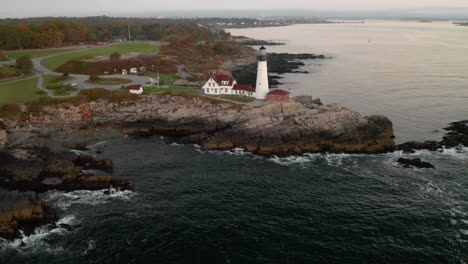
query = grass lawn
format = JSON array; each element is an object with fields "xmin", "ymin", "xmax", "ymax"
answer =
[
  {"xmin": 143, "ymin": 86, "xmax": 198, "ymax": 94},
  {"xmin": 0, "ymin": 78, "xmax": 45, "ymax": 106},
  {"xmin": 87, "ymin": 78, "xmax": 132, "ymax": 85},
  {"xmin": 43, "ymin": 75, "xmax": 76, "ymax": 88},
  {"xmin": 221, "ymin": 95, "xmax": 255, "ymax": 103},
  {"xmin": 0, "ymin": 74, "xmax": 35, "ymax": 84},
  {"xmin": 145, "ymin": 73, "xmax": 179, "ymax": 85},
  {"xmin": 42, "ymin": 42, "xmax": 161, "ymax": 70},
  {"xmin": 43, "ymin": 75, "xmax": 78, "ymax": 96},
  {"xmin": 4, "ymin": 48, "xmax": 76, "ymax": 59}
]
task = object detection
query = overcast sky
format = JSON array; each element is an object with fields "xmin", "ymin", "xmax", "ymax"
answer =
[{"xmin": 2, "ymin": 0, "xmax": 468, "ymax": 18}]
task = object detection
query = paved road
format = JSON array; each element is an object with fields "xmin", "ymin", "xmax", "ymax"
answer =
[{"xmin": 31, "ymin": 43, "xmax": 153, "ymax": 97}]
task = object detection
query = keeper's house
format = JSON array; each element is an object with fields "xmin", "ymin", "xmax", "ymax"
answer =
[
  {"xmin": 233, "ymin": 84, "xmax": 256, "ymax": 97},
  {"xmin": 202, "ymin": 72, "xmax": 237, "ymax": 95}
]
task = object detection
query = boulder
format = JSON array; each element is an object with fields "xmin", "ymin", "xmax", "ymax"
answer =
[
  {"xmin": 397, "ymin": 158, "xmax": 435, "ymax": 169},
  {"xmin": 0, "ymin": 190, "xmax": 58, "ymax": 240}
]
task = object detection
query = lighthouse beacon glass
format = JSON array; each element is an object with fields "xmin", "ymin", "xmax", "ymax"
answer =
[{"xmin": 255, "ymin": 46, "xmax": 270, "ymax": 100}]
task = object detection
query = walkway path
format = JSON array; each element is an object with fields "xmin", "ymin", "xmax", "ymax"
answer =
[{"xmin": 31, "ymin": 43, "xmax": 153, "ymax": 97}]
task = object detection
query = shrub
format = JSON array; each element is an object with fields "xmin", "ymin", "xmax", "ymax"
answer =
[
  {"xmin": 80, "ymin": 88, "xmax": 111, "ymax": 101},
  {"xmin": 89, "ymin": 75, "xmax": 100, "ymax": 81},
  {"xmin": 0, "ymin": 104, "xmax": 22, "ymax": 120},
  {"xmin": 109, "ymin": 52, "xmax": 121, "ymax": 61},
  {"xmin": 35, "ymin": 90, "xmax": 47, "ymax": 95},
  {"xmin": 25, "ymin": 97, "xmax": 84, "ymax": 113},
  {"xmin": 0, "ymin": 66, "xmax": 21, "ymax": 79}
]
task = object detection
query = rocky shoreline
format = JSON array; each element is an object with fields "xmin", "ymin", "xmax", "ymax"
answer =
[
  {"xmin": 0, "ymin": 92, "xmax": 465, "ymax": 240},
  {"xmin": 232, "ymin": 53, "xmax": 327, "ymax": 88},
  {"xmin": 397, "ymin": 120, "xmax": 468, "ymax": 153}
]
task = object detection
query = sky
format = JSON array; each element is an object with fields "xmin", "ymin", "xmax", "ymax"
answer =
[{"xmin": 2, "ymin": 0, "xmax": 468, "ymax": 18}]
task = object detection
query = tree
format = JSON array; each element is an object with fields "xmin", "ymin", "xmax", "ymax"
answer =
[
  {"xmin": 15, "ymin": 56, "xmax": 33, "ymax": 74},
  {"xmin": 109, "ymin": 52, "xmax": 121, "ymax": 61}
]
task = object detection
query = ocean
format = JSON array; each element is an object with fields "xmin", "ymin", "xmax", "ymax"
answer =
[
  {"xmin": 1, "ymin": 21, "xmax": 467, "ymax": 263},
  {"xmin": 228, "ymin": 20, "xmax": 468, "ymax": 143}
]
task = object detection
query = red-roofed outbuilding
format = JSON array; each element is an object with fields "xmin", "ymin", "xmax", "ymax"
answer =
[
  {"xmin": 128, "ymin": 85, "xmax": 143, "ymax": 95},
  {"xmin": 267, "ymin": 89, "xmax": 291, "ymax": 102}
]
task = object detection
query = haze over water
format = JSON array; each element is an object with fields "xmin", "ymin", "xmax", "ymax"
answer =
[{"xmin": 228, "ymin": 21, "xmax": 468, "ymax": 142}]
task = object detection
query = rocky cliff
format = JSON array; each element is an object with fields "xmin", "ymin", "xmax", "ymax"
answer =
[
  {"xmin": 0, "ymin": 93, "xmax": 396, "ymax": 239},
  {"xmin": 0, "ymin": 190, "xmax": 58, "ymax": 240},
  {"xmin": 1, "ymin": 93, "xmax": 396, "ymax": 156}
]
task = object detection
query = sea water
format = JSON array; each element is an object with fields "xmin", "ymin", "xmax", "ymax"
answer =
[{"xmin": 1, "ymin": 21, "xmax": 467, "ymax": 263}]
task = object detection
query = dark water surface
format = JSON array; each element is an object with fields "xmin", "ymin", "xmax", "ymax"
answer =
[{"xmin": 1, "ymin": 137, "xmax": 466, "ymax": 263}]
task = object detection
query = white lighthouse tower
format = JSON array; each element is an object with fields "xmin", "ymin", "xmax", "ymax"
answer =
[{"xmin": 255, "ymin": 46, "xmax": 269, "ymax": 100}]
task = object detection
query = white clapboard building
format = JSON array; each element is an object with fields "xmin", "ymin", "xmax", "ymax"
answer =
[{"xmin": 202, "ymin": 72, "xmax": 256, "ymax": 97}]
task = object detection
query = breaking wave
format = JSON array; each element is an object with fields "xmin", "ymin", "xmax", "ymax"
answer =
[
  {"xmin": 43, "ymin": 187, "xmax": 135, "ymax": 211},
  {"xmin": 0, "ymin": 215, "xmax": 77, "ymax": 252}
]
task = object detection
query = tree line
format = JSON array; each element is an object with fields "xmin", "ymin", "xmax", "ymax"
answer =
[{"xmin": 0, "ymin": 16, "xmax": 231, "ymax": 50}]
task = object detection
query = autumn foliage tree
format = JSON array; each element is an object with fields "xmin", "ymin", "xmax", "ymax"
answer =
[{"xmin": 0, "ymin": 50, "xmax": 4, "ymax": 59}]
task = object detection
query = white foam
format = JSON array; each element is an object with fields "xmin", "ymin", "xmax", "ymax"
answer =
[
  {"xmin": 82, "ymin": 239, "xmax": 96, "ymax": 256},
  {"xmin": 70, "ymin": 149, "xmax": 90, "ymax": 156},
  {"xmin": 0, "ymin": 215, "xmax": 76, "ymax": 252},
  {"xmin": 43, "ymin": 188, "xmax": 135, "ymax": 211},
  {"xmin": 88, "ymin": 140, "xmax": 111, "ymax": 148},
  {"xmin": 460, "ymin": 229, "xmax": 468, "ymax": 236}
]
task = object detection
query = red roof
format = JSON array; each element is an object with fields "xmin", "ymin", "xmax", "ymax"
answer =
[
  {"xmin": 268, "ymin": 89, "xmax": 290, "ymax": 95},
  {"xmin": 233, "ymin": 84, "xmax": 255, "ymax": 92},
  {"xmin": 211, "ymin": 72, "xmax": 236, "ymax": 86},
  {"xmin": 128, "ymin": 85, "xmax": 142, "ymax": 90}
]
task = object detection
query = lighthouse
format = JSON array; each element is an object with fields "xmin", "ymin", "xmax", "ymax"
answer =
[{"xmin": 255, "ymin": 46, "xmax": 269, "ymax": 100}]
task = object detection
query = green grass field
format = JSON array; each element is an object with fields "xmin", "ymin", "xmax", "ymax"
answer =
[
  {"xmin": 4, "ymin": 49, "xmax": 76, "ymax": 59},
  {"xmin": 87, "ymin": 78, "xmax": 132, "ymax": 85},
  {"xmin": 43, "ymin": 75, "xmax": 78, "ymax": 96},
  {"xmin": 0, "ymin": 74, "xmax": 35, "ymax": 84},
  {"xmin": 42, "ymin": 42, "xmax": 161, "ymax": 70},
  {"xmin": 145, "ymin": 73, "xmax": 179, "ymax": 85},
  {"xmin": 0, "ymin": 78, "xmax": 45, "ymax": 106},
  {"xmin": 43, "ymin": 75, "xmax": 76, "ymax": 88},
  {"xmin": 143, "ymin": 87, "xmax": 198, "ymax": 94}
]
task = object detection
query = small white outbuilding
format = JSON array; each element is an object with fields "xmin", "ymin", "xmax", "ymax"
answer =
[{"xmin": 128, "ymin": 85, "xmax": 143, "ymax": 95}]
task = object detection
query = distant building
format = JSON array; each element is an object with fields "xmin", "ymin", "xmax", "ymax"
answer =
[
  {"xmin": 128, "ymin": 85, "xmax": 143, "ymax": 95},
  {"xmin": 202, "ymin": 72, "xmax": 237, "ymax": 95},
  {"xmin": 267, "ymin": 89, "xmax": 291, "ymax": 102}
]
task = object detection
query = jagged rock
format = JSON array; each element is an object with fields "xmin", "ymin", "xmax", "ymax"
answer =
[
  {"xmin": 74, "ymin": 155, "xmax": 113, "ymax": 173},
  {"xmin": 58, "ymin": 223, "xmax": 72, "ymax": 231},
  {"xmin": 397, "ymin": 158, "xmax": 435, "ymax": 169},
  {"xmin": 441, "ymin": 120, "xmax": 468, "ymax": 147},
  {"xmin": 10, "ymin": 94, "xmax": 396, "ymax": 156},
  {"xmin": 0, "ymin": 130, "xmax": 7, "ymax": 147},
  {"xmin": 0, "ymin": 150, "xmax": 132, "ymax": 193},
  {"xmin": 0, "ymin": 190, "xmax": 58, "ymax": 240},
  {"xmin": 397, "ymin": 141, "xmax": 442, "ymax": 153},
  {"xmin": 397, "ymin": 120, "xmax": 468, "ymax": 153}
]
